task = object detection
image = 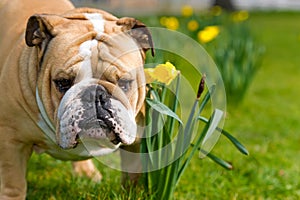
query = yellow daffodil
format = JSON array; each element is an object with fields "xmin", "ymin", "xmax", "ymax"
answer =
[
  {"xmin": 165, "ymin": 17, "xmax": 179, "ymax": 30},
  {"xmin": 197, "ymin": 26, "xmax": 220, "ymax": 43},
  {"xmin": 160, "ymin": 17, "xmax": 179, "ymax": 30},
  {"xmin": 210, "ymin": 5, "xmax": 222, "ymax": 16},
  {"xmin": 160, "ymin": 16, "xmax": 168, "ymax": 26},
  {"xmin": 187, "ymin": 20, "xmax": 199, "ymax": 31},
  {"xmin": 181, "ymin": 5, "xmax": 193, "ymax": 17},
  {"xmin": 231, "ymin": 10, "xmax": 249, "ymax": 22},
  {"xmin": 144, "ymin": 62, "xmax": 179, "ymax": 85}
]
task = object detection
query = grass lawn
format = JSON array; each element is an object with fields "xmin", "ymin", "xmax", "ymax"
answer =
[{"xmin": 26, "ymin": 12, "xmax": 300, "ymax": 199}]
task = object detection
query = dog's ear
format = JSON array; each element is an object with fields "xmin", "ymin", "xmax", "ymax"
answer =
[
  {"xmin": 117, "ymin": 17, "xmax": 155, "ymax": 57},
  {"xmin": 25, "ymin": 14, "xmax": 63, "ymax": 47}
]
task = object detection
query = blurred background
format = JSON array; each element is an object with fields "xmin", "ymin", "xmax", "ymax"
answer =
[
  {"xmin": 27, "ymin": 0, "xmax": 300, "ymax": 199},
  {"xmin": 71, "ymin": 0, "xmax": 300, "ymax": 15}
]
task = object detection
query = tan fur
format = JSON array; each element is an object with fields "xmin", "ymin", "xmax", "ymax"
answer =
[
  {"xmin": 72, "ymin": 160, "xmax": 103, "ymax": 182},
  {"xmin": 0, "ymin": 0, "xmax": 151, "ymax": 199}
]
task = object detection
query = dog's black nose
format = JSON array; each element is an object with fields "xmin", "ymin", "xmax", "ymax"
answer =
[
  {"xmin": 94, "ymin": 86, "xmax": 123, "ymax": 144},
  {"xmin": 95, "ymin": 85, "xmax": 110, "ymax": 105},
  {"xmin": 95, "ymin": 86, "xmax": 114, "ymax": 127}
]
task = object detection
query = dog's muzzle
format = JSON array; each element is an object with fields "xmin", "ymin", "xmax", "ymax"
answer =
[{"xmin": 57, "ymin": 80, "xmax": 137, "ymax": 149}]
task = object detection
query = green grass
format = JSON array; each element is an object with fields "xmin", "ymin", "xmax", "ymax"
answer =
[{"xmin": 27, "ymin": 12, "xmax": 300, "ymax": 199}]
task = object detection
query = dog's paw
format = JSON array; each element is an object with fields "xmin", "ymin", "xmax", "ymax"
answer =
[{"xmin": 72, "ymin": 159, "xmax": 102, "ymax": 182}]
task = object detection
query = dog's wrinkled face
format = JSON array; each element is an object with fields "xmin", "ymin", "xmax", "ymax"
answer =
[
  {"xmin": 25, "ymin": 9, "xmax": 153, "ymax": 152},
  {"xmin": 57, "ymin": 79, "xmax": 136, "ymax": 149}
]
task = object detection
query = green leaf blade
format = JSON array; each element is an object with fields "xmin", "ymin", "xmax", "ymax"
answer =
[{"xmin": 146, "ymin": 97, "xmax": 183, "ymax": 125}]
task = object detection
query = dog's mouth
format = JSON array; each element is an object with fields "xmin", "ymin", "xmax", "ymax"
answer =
[
  {"xmin": 56, "ymin": 80, "xmax": 136, "ymax": 150},
  {"xmin": 93, "ymin": 86, "xmax": 135, "ymax": 145}
]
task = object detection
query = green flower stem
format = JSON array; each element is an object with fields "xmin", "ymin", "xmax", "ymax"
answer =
[
  {"xmin": 167, "ymin": 74, "xmax": 181, "ymax": 139},
  {"xmin": 143, "ymin": 73, "xmax": 248, "ymax": 200},
  {"xmin": 175, "ymin": 76, "xmax": 207, "ymax": 185},
  {"xmin": 176, "ymin": 113, "xmax": 210, "ymax": 183}
]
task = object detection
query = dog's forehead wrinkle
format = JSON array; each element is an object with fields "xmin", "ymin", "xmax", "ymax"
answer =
[
  {"xmin": 61, "ymin": 55, "xmax": 83, "ymax": 74},
  {"xmin": 97, "ymin": 45, "xmax": 136, "ymax": 76}
]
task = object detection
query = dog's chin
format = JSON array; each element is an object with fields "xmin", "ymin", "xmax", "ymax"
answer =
[
  {"xmin": 56, "ymin": 80, "xmax": 137, "ymax": 150},
  {"xmin": 77, "ymin": 127, "xmax": 122, "ymax": 150}
]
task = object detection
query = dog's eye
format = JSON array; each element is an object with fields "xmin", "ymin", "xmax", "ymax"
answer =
[
  {"xmin": 118, "ymin": 79, "xmax": 132, "ymax": 92},
  {"xmin": 54, "ymin": 78, "xmax": 73, "ymax": 93}
]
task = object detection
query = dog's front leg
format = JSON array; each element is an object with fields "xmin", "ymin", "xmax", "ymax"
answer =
[{"xmin": 0, "ymin": 128, "xmax": 32, "ymax": 200}]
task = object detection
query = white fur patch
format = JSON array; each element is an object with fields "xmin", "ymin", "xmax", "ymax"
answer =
[
  {"xmin": 78, "ymin": 13, "xmax": 105, "ymax": 81},
  {"xmin": 84, "ymin": 13, "xmax": 105, "ymax": 39},
  {"xmin": 78, "ymin": 40, "xmax": 97, "ymax": 80},
  {"xmin": 77, "ymin": 12, "xmax": 105, "ymax": 81}
]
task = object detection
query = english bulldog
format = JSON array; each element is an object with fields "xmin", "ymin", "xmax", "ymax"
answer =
[{"xmin": 0, "ymin": 0, "xmax": 153, "ymax": 199}]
